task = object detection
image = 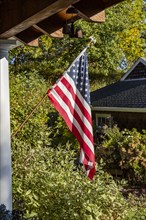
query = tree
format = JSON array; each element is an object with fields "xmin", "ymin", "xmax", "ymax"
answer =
[{"xmin": 10, "ymin": 0, "xmax": 145, "ymax": 88}]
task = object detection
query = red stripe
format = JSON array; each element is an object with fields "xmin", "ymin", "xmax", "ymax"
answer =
[
  {"xmin": 61, "ymin": 77, "xmax": 93, "ymax": 125},
  {"xmin": 54, "ymin": 85, "xmax": 94, "ymax": 144},
  {"xmin": 48, "ymin": 91, "xmax": 95, "ymax": 163},
  {"xmin": 85, "ymin": 165, "xmax": 96, "ymax": 180},
  {"xmin": 84, "ymin": 155, "xmax": 96, "ymax": 179}
]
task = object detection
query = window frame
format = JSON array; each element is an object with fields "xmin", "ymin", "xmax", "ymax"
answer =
[{"xmin": 95, "ymin": 113, "xmax": 112, "ymax": 128}]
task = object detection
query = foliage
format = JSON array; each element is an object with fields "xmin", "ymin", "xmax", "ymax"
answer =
[
  {"xmin": 0, "ymin": 204, "xmax": 12, "ymax": 220},
  {"xmin": 95, "ymin": 126, "xmax": 146, "ymax": 184},
  {"xmin": 9, "ymin": 0, "xmax": 146, "ymax": 90},
  {"xmin": 118, "ymin": 0, "xmax": 146, "ymax": 63},
  {"xmin": 10, "ymin": 69, "xmax": 50, "ymax": 145},
  {"xmin": 125, "ymin": 194, "xmax": 146, "ymax": 220},
  {"xmin": 10, "ymin": 68, "xmax": 146, "ymax": 220},
  {"xmin": 47, "ymin": 112, "xmax": 79, "ymax": 148},
  {"xmin": 12, "ymin": 139, "xmax": 145, "ymax": 220}
]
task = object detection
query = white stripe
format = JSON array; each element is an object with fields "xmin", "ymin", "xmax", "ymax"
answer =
[
  {"xmin": 88, "ymin": 161, "xmax": 93, "ymax": 167},
  {"xmin": 50, "ymin": 89, "xmax": 94, "ymax": 155},
  {"xmin": 83, "ymin": 164, "xmax": 90, "ymax": 176},
  {"xmin": 79, "ymin": 148, "xmax": 85, "ymax": 164},
  {"xmin": 57, "ymin": 81, "xmax": 93, "ymax": 135},
  {"xmin": 64, "ymin": 73, "xmax": 92, "ymax": 117},
  {"xmin": 86, "ymin": 168, "xmax": 90, "ymax": 176},
  {"xmin": 80, "ymin": 149, "xmax": 93, "ymax": 167}
]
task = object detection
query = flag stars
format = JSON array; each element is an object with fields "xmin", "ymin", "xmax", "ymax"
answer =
[{"xmin": 66, "ymin": 50, "xmax": 90, "ymax": 105}]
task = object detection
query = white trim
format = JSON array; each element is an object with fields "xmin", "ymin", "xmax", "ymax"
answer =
[
  {"xmin": 0, "ymin": 39, "xmax": 20, "ymax": 50},
  {"xmin": 0, "ymin": 49, "xmax": 12, "ymax": 210},
  {"xmin": 121, "ymin": 58, "xmax": 146, "ymax": 81},
  {"xmin": 121, "ymin": 78, "xmax": 146, "ymax": 82},
  {"xmin": 0, "ymin": 39, "xmax": 18, "ymax": 211},
  {"xmin": 91, "ymin": 106, "xmax": 146, "ymax": 113},
  {"xmin": 95, "ymin": 113, "xmax": 111, "ymax": 127}
]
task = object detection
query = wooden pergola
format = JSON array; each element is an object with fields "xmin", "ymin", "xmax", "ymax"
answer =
[
  {"xmin": 0, "ymin": 0, "xmax": 124, "ymax": 44},
  {"xmin": 0, "ymin": 0, "xmax": 125, "ymax": 210}
]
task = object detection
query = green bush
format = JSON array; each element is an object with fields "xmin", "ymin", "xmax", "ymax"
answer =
[
  {"xmin": 12, "ymin": 141, "xmax": 146, "ymax": 220},
  {"xmin": 95, "ymin": 126, "xmax": 146, "ymax": 184},
  {"xmin": 10, "ymin": 70, "xmax": 146, "ymax": 219},
  {"xmin": 0, "ymin": 205, "xmax": 12, "ymax": 220},
  {"xmin": 12, "ymin": 141, "xmax": 124, "ymax": 219}
]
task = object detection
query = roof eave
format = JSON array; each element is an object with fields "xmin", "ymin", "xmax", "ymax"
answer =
[
  {"xmin": 91, "ymin": 106, "xmax": 146, "ymax": 113},
  {"xmin": 121, "ymin": 58, "xmax": 146, "ymax": 81}
]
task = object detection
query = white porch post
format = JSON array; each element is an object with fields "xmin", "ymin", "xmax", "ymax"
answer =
[{"xmin": 0, "ymin": 39, "xmax": 17, "ymax": 210}]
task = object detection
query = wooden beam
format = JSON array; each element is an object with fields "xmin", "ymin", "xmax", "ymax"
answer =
[
  {"xmin": 73, "ymin": 0, "xmax": 124, "ymax": 19},
  {"xmin": 103, "ymin": 0, "xmax": 125, "ymax": 8},
  {"xmin": 14, "ymin": 34, "xmax": 39, "ymax": 46},
  {"xmin": 33, "ymin": 8, "xmax": 79, "ymax": 38},
  {"xmin": 34, "ymin": 11, "xmax": 66, "ymax": 36},
  {"xmin": 15, "ymin": 27, "xmax": 42, "ymax": 44},
  {"xmin": 0, "ymin": 0, "xmax": 79, "ymax": 39},
  {"xmin": 74, "ymin": 0, "xmax": 104, "ymax": 15},
  {"xmin": 27, "ymin": 39, "xmax": 39, "ymax": 47},
  {"xmin": 34, "ymin": 7, "xmax": 105, "ymax": 39},
  {"xmin": 90, "ymin": 11, "xmax": 105, "ymax": 23},
  {"xmin": 50, "ymin": 28, "xmax": 64, "ymax": 38}
]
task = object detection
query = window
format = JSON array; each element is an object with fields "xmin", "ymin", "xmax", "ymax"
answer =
[{"xmin": 96, "ymin": 114, "xmax": 112, "ymax": 128}]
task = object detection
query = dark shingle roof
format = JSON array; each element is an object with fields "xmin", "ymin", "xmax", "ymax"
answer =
[{"xmin": 91, "ymin": 79, "xmax": 146, "ymax": 108}]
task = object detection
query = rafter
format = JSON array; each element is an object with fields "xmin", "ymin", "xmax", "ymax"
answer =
[
  {"xmin": 103, "ymin": 0, "xmax": 125, "ymax": 8},
  {"xmin": 34, "ymin": 7, "xmax": 105, "ymax": 39},
  {"xmin": 15, "ymin": 27, "xmax": 42, "ymax": 44},
  {"xmin": 0, "ymin": 0, "xmax": 79, "ymax": 39},
  {"xmin": 74, "ymin": 0, "xmax": 124, "ymax": 19}
]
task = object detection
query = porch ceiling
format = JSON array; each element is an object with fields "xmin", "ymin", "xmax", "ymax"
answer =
[{"xmin": 0, "ymin": 0, "xmax": 125, "ymax": 45}]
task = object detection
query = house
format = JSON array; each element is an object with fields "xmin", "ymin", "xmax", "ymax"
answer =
[{"xmin": 90, "ymin": 58, "xmax": 146, "ymax": 131}]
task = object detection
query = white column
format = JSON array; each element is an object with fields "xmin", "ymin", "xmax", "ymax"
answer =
[{"xmin": 0, "ymin": 39, "xmax": 17, "ymax": 211}]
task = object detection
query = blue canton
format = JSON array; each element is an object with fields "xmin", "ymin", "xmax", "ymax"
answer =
[{"xmin": 67, "ymin": 50, "xmax": 91, "ymax": 104}]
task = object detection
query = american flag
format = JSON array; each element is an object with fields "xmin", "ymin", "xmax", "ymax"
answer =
[{"xmin": 48, "ymin": 48, "xmax": 96, "ymax": 179}]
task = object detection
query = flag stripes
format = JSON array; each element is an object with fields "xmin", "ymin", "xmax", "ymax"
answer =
[
  {"xmin": 48, "ymin": 88, "xmax": 95, "ymax": 161},
  {"xmin": 53, "ymin": 82, "xmax": 94, "ymax": 143},
  {"xmin": 61, "ymin": 75, "xmax": 93, "ymax": 124},
  {"xmin": 48, "ymin": 48, "xmax": 96, "ymax": 179}
]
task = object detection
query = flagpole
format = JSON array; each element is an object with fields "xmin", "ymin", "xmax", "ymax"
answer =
[
  {"xmin": 87, "ymin": 36, "xmax": 96, "ymax": 47},
  {"xmin": 12, "ymin": 37, "xmax": 96, "ymax": 139},
  {"xmin": 11, "ymin": 93, "xmax": 48, "ymax": 139}
]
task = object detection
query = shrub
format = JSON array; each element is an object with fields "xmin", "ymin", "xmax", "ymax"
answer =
[
  {"xmin": 12, "ymin": 141, "xmax": 127, "ymax": 219},
  {"xmin": 95, "ymin": 126, "xmax": 146, "ymax": 184},
  {"xmin": 10, "ymin": 68, "xmax": 146, "ymax": 219},
  {"xmin": 0, "ymin": 204, "xmax": 12, "ymax": 220},
  {"xmin": 12, "ymin": 140, "xmax": 146, "ymax": 219}
]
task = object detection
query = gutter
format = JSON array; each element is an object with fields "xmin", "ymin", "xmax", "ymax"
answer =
[{"xmin": 91, "ymin": 106, "xmax": 146, "ymax": 113}]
